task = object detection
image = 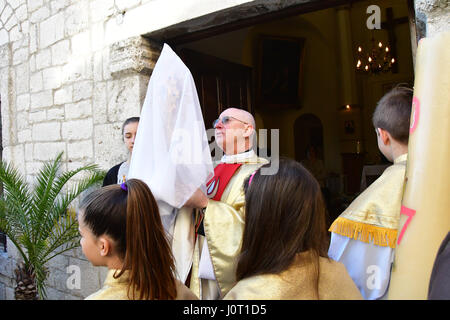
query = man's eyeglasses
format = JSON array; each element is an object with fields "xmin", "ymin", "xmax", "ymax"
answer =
[{"xmin": 213, "ymin": 116, "xmax": 248, "ymax": 129}]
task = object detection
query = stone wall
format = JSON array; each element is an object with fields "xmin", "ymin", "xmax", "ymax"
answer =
[
  {"xmin": 415, "ymin": 0, "xmax": 449, "ymax": 38},
  {"xmin": 0, "ymin": 0, "xmax": 159, "ymax": 300},
  {"xmin": 0, "ymin": 0, "xmax": 448, "ymax": 300}
]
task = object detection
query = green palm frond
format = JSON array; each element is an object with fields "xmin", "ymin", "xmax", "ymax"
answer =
[
  {"xmin": 41, "ymin": 208, "xmax": 81, "ymax": 264},
  {"xmin": 32, "ymin": 158, "xmax": 104, "ymax": 248},
  {"xmin": 30, "ymin": 153, "xmax": 64, "ymax": 243},
  {"xmin": 0, "ymin": 162, "xmax": 33, "ymax": 238},
  {"xmin": 0, "ymin": 152, "xmax": 106, "ymax": 299}
]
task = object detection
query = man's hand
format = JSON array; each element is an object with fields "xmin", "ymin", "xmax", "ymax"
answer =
[{"xmin": 184, "ymin": 188, "xmax": 208, "ymax": 208}]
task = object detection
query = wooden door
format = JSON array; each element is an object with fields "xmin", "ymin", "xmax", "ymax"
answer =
[{"xmin": 178, "ymin": 48, "xmax": 253, "ymax": 130}]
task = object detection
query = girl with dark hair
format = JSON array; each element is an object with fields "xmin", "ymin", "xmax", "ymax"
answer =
[
  {"xmin": 103, "ymin": 117, "xmax": 140, "ymax": 186},
  {"xmin": 224, "ymin": 158, "xmax": 362, "ymax": 299},
  {"xmin": 78, "ymin": 178, "xmax": 197, "ymax": 300}
]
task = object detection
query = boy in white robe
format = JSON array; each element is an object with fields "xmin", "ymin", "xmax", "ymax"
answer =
[{"xmin": 328, "ymin": 85, "xmax": 413, "ymax": 299}]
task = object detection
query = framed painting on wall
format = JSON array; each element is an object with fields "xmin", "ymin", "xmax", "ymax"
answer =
[
  {"xmin": 338, "ymin": 107, "xmax": 362, "ymax": 141},
  {"xmin": 256, "ymin": 35, "xmax": 306, "ymax": 110}
]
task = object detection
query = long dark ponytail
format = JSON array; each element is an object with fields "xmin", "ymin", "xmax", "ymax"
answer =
[{"xmin": 79, "ymin": 178, "xmax": 177, "ymax": 299}]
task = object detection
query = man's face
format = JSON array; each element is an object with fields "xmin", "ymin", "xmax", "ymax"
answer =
[{"xmin": 214, "ymin": 110, "xmax": 248, "ymax": 155}]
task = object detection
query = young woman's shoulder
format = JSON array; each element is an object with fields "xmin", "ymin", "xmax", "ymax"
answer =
[
  {"xmin": 318, "ymin": 257, "xmax": 363, "ymax": 300},
  {"xmin": 175, "ymin": 280, "xmax": 198, "ymax": 300},
  {"xmin": 102, "ymin": 162, "xmax": 124, "ymax": 186}
]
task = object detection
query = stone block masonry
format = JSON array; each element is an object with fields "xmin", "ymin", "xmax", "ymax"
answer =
[
  {"xmin": 0, "ymin": 0, "xmax": 448, "ymax": 300},
  {"xmin": 0, "ymin": 0, "xmax": 153, "ymax": 299}
]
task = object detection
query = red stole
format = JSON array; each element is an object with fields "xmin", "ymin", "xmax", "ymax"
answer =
[
  {"xmin": 195, "ymin": 163, "xmax": 242, "ymax": 240},
  {"xmin": 206, "ymin": 163, "xmax": 242, "ymax": 201}
]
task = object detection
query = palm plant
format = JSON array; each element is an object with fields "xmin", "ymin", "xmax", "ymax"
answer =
[{"xmin": 0, "ymin": 152, "xmax": 105, "ymax": 299}]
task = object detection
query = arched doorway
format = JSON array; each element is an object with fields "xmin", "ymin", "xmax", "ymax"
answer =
[
  {"xmin": 294, "ymin": 113, "xmax": 324, "ymax": 163},
  {"xmin": 294, "ymin": 113, "xmax": 334, "ymax": 227}
]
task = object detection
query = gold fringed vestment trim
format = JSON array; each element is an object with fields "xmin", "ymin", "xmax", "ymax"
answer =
[{"xmin": 329, "ymin": 217, "xmax": 398, "ymax": 248}]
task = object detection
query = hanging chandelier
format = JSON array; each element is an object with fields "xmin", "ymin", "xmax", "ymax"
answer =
[{"xmin": 355, "ymin": 35, "xmax": 395, "ymax": 74}]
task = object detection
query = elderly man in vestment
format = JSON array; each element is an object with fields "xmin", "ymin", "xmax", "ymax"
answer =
[{"xmin": 188, "ymin": 107, "xmax": 269, "ymax": 300}]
